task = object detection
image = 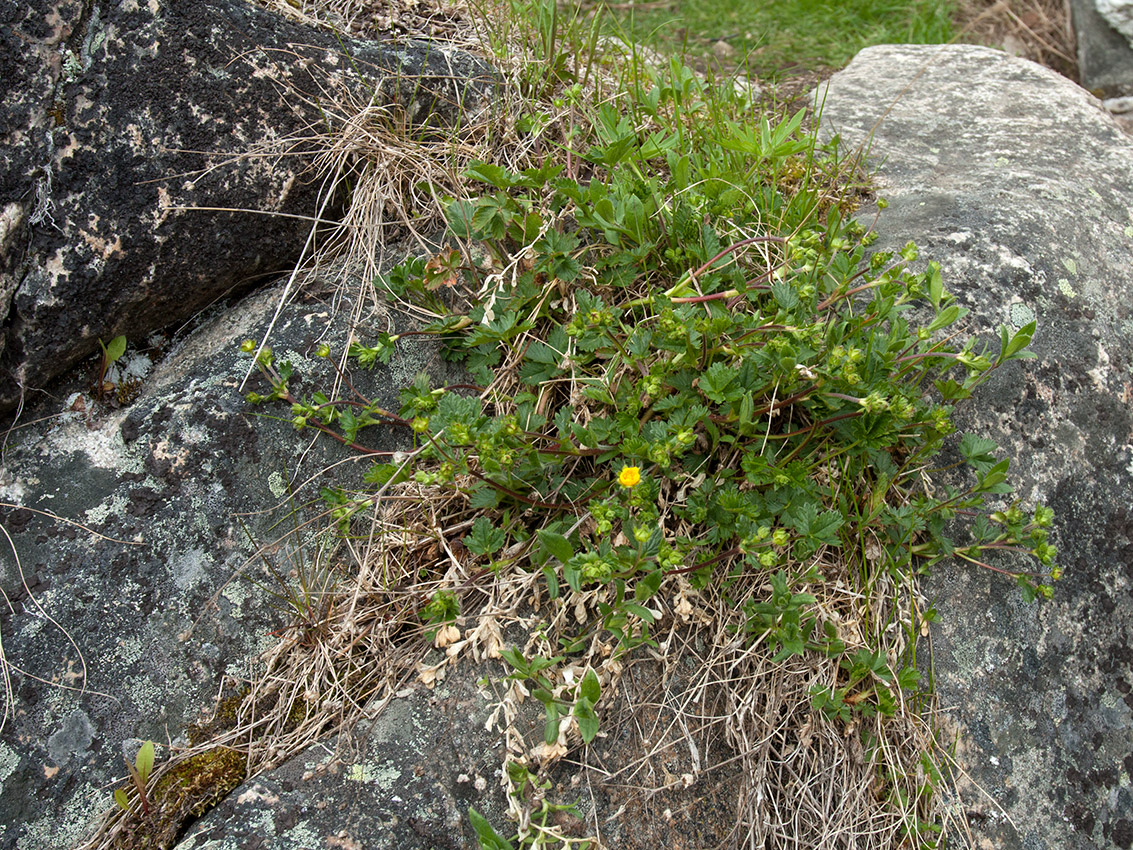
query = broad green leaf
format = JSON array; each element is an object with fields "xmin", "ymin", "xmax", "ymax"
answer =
[
  {"xmin": 622, "ymin": 602, "xmax": 655, "ymax": 622},
  {"xmin": 468, "ymin": 807, "xmax": 516, "ymax": 850},
  {"xmin": 114, "ymin": 789, "xmax": 129, "ymax": 811},
  {"xmin": 537, "ymin": 529, "xmax": 574, "ymax": 564},
  {"xmin": 634, "ymin": 569, "xmax": 663, "ymax": 601},
  {"xmin": 574, "ymin": 697, "xmax": 599, "ymax": 744},
  {"xmin": 926, "ymin": 303, "xmax": 967, "ymax": 333},
  {"xmin": 105, "ymin": 335, "xmax": 127, "ymax": 363},
  {"xmin": 135, "ymin": 741, "xmax": 154, "ymax": 784},
  {"xmin": 579, "ymin": 668, "xmax": 601, "ymax": 703}
]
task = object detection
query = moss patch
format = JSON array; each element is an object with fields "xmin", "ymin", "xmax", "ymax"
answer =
[{"xmin": 111, "ymin": 748, "xmax": 247, "ymax": 850}]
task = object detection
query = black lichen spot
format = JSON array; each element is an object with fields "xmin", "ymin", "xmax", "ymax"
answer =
[
  {"xmin": 1065, "ymin": 801, "xmax": 1095, "ymax": 835},
  {"xmin": 1110, "ymin": 818, "xmax": 1133, "ymax": 850}
]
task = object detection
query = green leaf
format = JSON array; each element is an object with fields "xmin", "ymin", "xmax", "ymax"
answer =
[
  {"xmin": 464, "ymin": 517, "xmax": 506, "ymax": 556},
  {"xmin": 537, "ymin": 529, "xmax": 574, "ymax": 564},
  {"xmin": 135, "ymin": 741, "xmax": 154, "ymax": 784},
  {"xmin": 105, "ymin": 335, "xmax": 127, "ymax": 364},
  {"xmin": 634, "ymin": 569, "xmax": 663, "ymax": 601},
  {"xmin": 541, "ymin": 564, "xmax": 560, "ymax": 600},
  {"xmin": 959, "ymin": 434, "xmax": 999, "ymax": 473},
  {"xmin": 544, "ymin": 706, "xmax": 561, "ymax": 745},
  {"xmin": 498, "ymin": 647, "xmax": 530, "ymax": 677},
  {"xmin": 465, "ymin": 161, "xmax": 520, "ymax": 189},
  {"xmin": 622, "ymin": 602, "xmax": 655, "ymax": 622},
  {"xmin": 700, "ymin": 363, "xmax": 741, "ymax": 404},
  {"xmin": 810, "ymin": 510, "xmax": 844, "ymax": 546},
  {"xmin": 114, "ymin": 789, "xmax": 130, "ymax": 811},
  {"xmin": 933, "ymin": 378, "xmax": 971, "ymax": 401},
  {"xmin": 468, "ymin": 807, "xmax": 516, "ymax": 850},
  {"xmin": 926, "ymin": 262, "xmax": 944, "ymax": 308},
  {"xmin": 579, "ymin": 668, "xmax": 601, "ymax": 703},
  {"xmin": 574, "ymin": 697, "xmax": 600, "ymax": 744},
  {"xmin": 1001, "ymin": 320, "xmax": 1037, "ymax": 361},
  {"xmin": 468, "ymin": 486, "xmax": 503, "ymax": 510},
  {"xmin": 926, "ymin": 303, "xmax": 967, "ymax": 333}
]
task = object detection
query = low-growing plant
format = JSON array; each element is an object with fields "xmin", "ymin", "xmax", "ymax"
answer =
[
  {"xmin": 114, "ymin": 740, "xmax": 155, "ymax": 816},
  {"xmin": 240, "ymin": 30, "xmax": 1058, "ymax": 850}
]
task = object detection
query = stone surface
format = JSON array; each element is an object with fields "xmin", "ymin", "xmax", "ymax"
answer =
[
  {"xmin": 0, "ymin": 260, "xmax": 466, "ymax": 849},
  {"xmin": 0, "ymin": 0, "xmax": 495, "ymax": 413},
  {"xmin": 822, "ymin": 44, "xmax": 1133, "ymax": 850},
  {"xmin": 1098, "ymin": 0, "xmax": 1133, "ymax": 44},
  {"xmin": 1073, "ymin": 0, "xmax": 1133, "ymax": 97},
  {"xmin": 172, "ymin": 665, "xmax": 516, "ymax": 850}
]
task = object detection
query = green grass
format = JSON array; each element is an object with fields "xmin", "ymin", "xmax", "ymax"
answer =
[{"xmin": 608, "ymin": 0, "xmax": 957, "ymax": 76}]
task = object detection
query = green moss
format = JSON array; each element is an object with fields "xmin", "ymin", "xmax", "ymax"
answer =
[
  {"xmin": 186, "ymin": 687, "xmax": 249, "ymax": 746},
  {"xmin": 112, "ymin": 747, "xmax": 247, "ymax": 850},
  {"xmin": 152, "ymin": 748, "xmax": 247, "ymax": 818}
]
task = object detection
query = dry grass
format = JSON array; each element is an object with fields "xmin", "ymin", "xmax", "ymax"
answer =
[{"xmin": 954, "ymin": 0, "xmax": 1078, "ymax": 79}]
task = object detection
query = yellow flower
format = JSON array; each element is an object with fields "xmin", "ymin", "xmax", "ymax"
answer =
[{"xmin": 618, "ymin": 466, "xmax": 641, "ymax": 488}]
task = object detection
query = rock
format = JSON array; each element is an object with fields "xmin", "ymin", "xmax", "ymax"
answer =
[
  {"xmin": 1097, "ymin": 0, "xmax": 1133, "ymax": 45},
  {"xmin": 172, "ymin": 665, "xmax": 516, "ymax": 850},
  {"xmin": 0, "ymin": 0, "xmax": 495, "ymax": 414},
  {"xmin": 1072, "ymin": 0, "xmax": 1133, "ymax": 97},
  {"xmin": 821, "ymin": 44, "xmax": 1133, "ymax": 850},
  {"xmin": 0, "ymin": 257, "xmax": 469, "ymax": 849}
]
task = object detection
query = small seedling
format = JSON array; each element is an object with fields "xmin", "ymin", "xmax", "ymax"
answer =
[
  {"xmin": 114, "ymin": 740, "xmax": 155, "ymax": 816},
  {"xmin": 95, "ymin": 335, "xmax": 127, "ymax": 394}
]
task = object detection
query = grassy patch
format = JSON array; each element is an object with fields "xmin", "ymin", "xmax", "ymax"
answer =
[{"xmin": 605, "ymin": 0, "xmax": 956, "ymax": 76}]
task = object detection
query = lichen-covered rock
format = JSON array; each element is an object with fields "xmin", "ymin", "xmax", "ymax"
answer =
[
  {"xmin": 822, "ymin": 44, "xmax": 1133, "ymax": 850},
  {"xmin": 0, "ymin": 0, "xmax": 495, "ymax": 413},
  {"xmin": 172, "ymin": 667, "xmax": 515, "ymax": 850},
  {"xmin": 1073, "ymin": 0, "xmax": 1133, "ymax": 98},
  {"xmin": 0, "ymin": 260, "xmax": 465, "ymax": 849}
]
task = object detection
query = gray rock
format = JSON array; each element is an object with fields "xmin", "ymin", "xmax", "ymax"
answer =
[
  {"xmin": 1097, "ymin": 0, "xmax": 1133, "ymax": 45},
  {"xmin": 0, "ymin": 259, "xmax": 465, "ymax": 849},
  {"xmin": 821, "ymin": 44, "xmax": 1133, "ymax": 850},
  {"xmin": 173, "ymin": 665, "xmax": 515, "ymax": 850},
  {"xmin": 1073, "ymin": 0, "xmax": 1133, "ymax": 97},
  {"xmin": 0, "ymin": 0, "xmax": 495, "ymax": 413}
]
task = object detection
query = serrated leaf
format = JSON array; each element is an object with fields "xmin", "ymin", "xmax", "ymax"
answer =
[
  {"xmin": 464, "ymin": 516, "xmax": 506, "ymax": 556},
  {"xmin": 700, "ymin": 362, "xmax": 740, "ymax": 404},
  {"xmin": 959, "ymin": 433, "xmax": 999, "ymax": 472},
  {"xmin": 465, "ymin": 161, "xmax": 518, "ymax": 189},
  {"xmin": 933, "ymin": 378, "xmax": 972, "ymax": 401},
  {"xmin": 468, "ymin": 486, "xmax": 503, "ymax": 510},
  {"xmin": 810, "ymin": 510, "xmax": 844, "ymax": 546}
]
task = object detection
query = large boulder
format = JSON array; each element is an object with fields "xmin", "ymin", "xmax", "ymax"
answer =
[
  {"xmin": 0, "ymin": 258, "xmax": 471, "ymax": 848},
  {"xmin": 0, "ymin": 0, "xmax": 494, "ymax": 413},
  {"xmin": 822, "ymin": 44, "xmax": 1133, "ymax": 850}
]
